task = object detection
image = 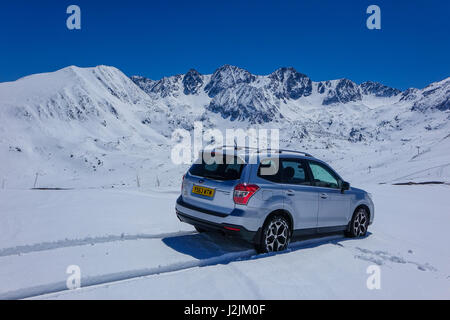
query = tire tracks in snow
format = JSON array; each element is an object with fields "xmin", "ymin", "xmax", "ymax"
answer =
[
  {"xmin": 0, "ymin": 231, "xmax": 196, "ymax": 257},
  {"xmin": 2, "ymin": 234, "xmax": 346, "ymax": 300},
  {"xmin": 0, "ymin": 249, "xmax": 256, "ymax": 300}
]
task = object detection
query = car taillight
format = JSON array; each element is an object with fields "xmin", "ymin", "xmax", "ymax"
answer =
[
  {"xmin": 181, "ymin": 174, "xmax": 185, "ymax": 193},
  {"xmin": 233, "ymin": 183, "xmax": 259, "ymax": 205}
]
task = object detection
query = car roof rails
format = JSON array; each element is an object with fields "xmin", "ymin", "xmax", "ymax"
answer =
[
  {"xmin": 216, "ymin": 145, "xmax": 314, "ymax": 158},
  {"xmin": 258, "ymin": 149, "xmax": 314, "ymax": 158},
  {"xmin": 281, "ymin": 149, "xmax": 314, "ymax": 157}
]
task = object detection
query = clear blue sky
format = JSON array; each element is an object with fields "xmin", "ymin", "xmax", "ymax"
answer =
[{"xmin": 1, "ymin": 0, "xmax": 449, "ymax": 89}]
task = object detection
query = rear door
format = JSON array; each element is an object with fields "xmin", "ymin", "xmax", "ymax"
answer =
[
  {"xmin": 279, "ymin": 158, "xmax": 318, "ymax": 230},
  {"xmin": 182, "ymin": 154, "xmax": 245, "ymax": 215},
  {"xmin": 306, "ymin": 161, "xmax": 350, "ymax": 227}
]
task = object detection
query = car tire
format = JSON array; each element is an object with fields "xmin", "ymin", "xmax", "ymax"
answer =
[
  {"xmin": 346, "ymin": 207, "xmax": 369, "ymax": 238},
  {"xmin": 257, "ymin": 215, "xmax": 291, "ymax": 253},
  {"xmin": 194, "ymin": 226, "xmax": 207, "ymax": 233}
]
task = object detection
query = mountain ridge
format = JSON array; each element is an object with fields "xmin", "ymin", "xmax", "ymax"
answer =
[
  {"xmin": 0, "ymin": 64, "xmax": 448, "ymax": 188},
  {"xmin": 130, "ymin": 64, "xmax": 449, "ymax": 123}
]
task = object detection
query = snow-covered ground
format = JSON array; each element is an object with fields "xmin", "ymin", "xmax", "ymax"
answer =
[{"xmin": 0, "ymin": 183, "xmax": 448, "ymax": 300}]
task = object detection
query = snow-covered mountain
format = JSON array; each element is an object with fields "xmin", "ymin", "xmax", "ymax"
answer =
[
  {"xmin": 0, "ymin": 64, "xmax": 449, "ymax": 189},
  {"xmin": 132, "ymin": 65, "xmax": 405, "ymax": 121},
  {"xmin": 0, "ymin": 66, "xmax": 175, "ymax": 188}
]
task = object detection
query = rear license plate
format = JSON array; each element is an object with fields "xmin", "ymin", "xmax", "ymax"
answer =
[{"xmin": 192, "ymin": 185, "xmax": 215, "ymax": 198}]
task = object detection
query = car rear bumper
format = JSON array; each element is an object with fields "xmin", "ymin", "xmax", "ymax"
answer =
[{"xmin": 175, "ymin": 196, "xmax": 260, "ymax": 244}]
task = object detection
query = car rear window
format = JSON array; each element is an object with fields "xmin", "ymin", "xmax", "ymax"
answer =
[{"xmin": 189, "ymin": 155, "xmax": 245, "ymax": 181}]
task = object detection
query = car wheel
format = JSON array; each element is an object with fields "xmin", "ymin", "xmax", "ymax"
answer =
[
  {"xmin": 346, "ymin": 207, "xmax": 369, "ymax": 237},
  {"xmin": 194, "ymin": 226, "xmax": 207, "ymax": 233},
  {"xmin": 258, "ymin": 215, "xmax": 291, "ymax": 253}
]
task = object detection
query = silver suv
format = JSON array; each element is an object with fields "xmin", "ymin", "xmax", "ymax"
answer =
[{"xmin": 175, "ymin": 147, "xmax": 374, "ymax": 253}]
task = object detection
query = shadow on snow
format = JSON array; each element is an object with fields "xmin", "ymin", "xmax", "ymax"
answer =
[{"xmin": 162, "ymin": 230, "xmax": 372, "ymax": 261}]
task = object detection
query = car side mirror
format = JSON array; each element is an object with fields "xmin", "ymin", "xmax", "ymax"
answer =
[{"xmin": 341, "ymin": 181, "xmax": 350, "ymax": 192}]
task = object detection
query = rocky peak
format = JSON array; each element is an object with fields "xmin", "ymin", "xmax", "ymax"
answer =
[
  {"xmin": 150, "ymin": 75, "xmax": 183, "ymax": 98},
  {"xmin": 204, "ymin": 65, "xmax": 256, "ymax": 98},
  {"xmin": 182, "ymin": 69, "xmax": 203, "ymax": 95},
  {"xmin": 360, "ymin": 81, "xmax": 401, "ymax": 97},
  {"xmin": 130, "ymin": 76, "xmax": 157, "ymax": 94},
  {"xmin": 207, "ymin": 85, "xmax": 280, "ymax": 124},
  {"xmin": 410, "ymin": 77, "xmax": 450, "ymax": 111},
  {"xmin": 322, "ymin": 79, "xmax": 362, "ymax": 105},
  {"xmin": 267, "ymin": 67, "xmax": 312, "ymax": 100},
  {"xmin": 400, "ymin": 88, "xmax": 420, "ymax": 102}
]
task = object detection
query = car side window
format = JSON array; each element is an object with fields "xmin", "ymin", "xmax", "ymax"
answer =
[
  {"xmin": 280, "ymin": 159, "xmax": 311, "ymax": 185},
  {"xmin": 308, "ymin": 161, "xmax": 340, "ymax": 189}
]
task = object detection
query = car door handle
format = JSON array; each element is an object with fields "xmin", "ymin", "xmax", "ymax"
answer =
[
  {"xmin": 320, "ymin": 193, "xmax": 328, "ymax": 199},
  {"xmin": 286, "ymin": 189, "xmax": 295, "ymax": 196}
]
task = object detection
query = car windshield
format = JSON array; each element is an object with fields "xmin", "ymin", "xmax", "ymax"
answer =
[{"xmin": 189, "ymin": 154, "xmax": 245, "ymax": 181}]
